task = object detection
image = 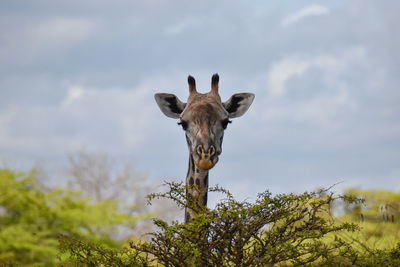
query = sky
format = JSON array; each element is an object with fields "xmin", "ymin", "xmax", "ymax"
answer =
[{"xmin": 0, "ymin": 0, "xmax": 399, "ymax": 202}]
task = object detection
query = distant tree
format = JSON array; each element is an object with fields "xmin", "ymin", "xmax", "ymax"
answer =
[
  {"xmin": 0, "ymin": 168, "xmax": 142, "ymax": 266},
  {"xmin": 65, "ymin": 149, "xmax": 181, "ymax": 236},
  {"xmin": 344, "ymin": 189, "xmax": 400, "ymax": 223},
  {"xmin": 66, "ymin": 149, "xmax": 148, "ymax": 204}
]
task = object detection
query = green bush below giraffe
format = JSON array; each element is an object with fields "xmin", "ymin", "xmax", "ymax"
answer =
[
  {"xmin": 61, "ymin": 182, "xmax": 400, "ymax": 266},
  {"xmin": 1, "ymin": 169, "xmax": 400, "ymax": 266}
]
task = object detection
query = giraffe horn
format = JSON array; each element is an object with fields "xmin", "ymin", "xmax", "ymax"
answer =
[
  {"xmin": 211, "ymin": 73, "xmax": 219, "ymax": 93},
  {"xmin": 188, "ymin": 75, "xmax": 197, "ymax": 94}
]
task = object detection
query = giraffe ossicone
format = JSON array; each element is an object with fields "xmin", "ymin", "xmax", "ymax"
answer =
[{"xmin": 155, "ymin": 74, "xmax": 254, "ymax": 223}]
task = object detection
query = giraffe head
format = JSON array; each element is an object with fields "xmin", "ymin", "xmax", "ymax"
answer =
[{"xmin": 155, "ymin": 74, "xmax": 254, "ymax": 170}]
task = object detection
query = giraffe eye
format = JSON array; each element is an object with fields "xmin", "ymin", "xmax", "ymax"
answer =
[
  {"xmin": 178, "ymin": 121, "xmax": 188, "ymax": 131},
  {"xmin": 221, "ymin": 119, "xmax": 232, "ymax": 129}
]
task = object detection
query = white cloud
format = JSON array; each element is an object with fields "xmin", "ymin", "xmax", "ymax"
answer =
[
  {"xmin": 266, "ymin": 46, "xmax": 366, "ymax": 98},
  {"xmin": 0, "ymin": 71, "xmax": 192, "ymax": 166},
  {"xmin": 0, "ymin": 0, "xmax": 399, "ymax": 197},
  {"xmin": 260, "ymin": 46, "xmax": 367, "ymax": 129},
  {"xmin": 62, "ymin": 86, "xmax": 85, "ymax": 107},
  {"xmin": 0, "ymin": 106, "xmax": 78, "ymax": 154},
  {"xmin": 59, "ymin": 84, "xmax": 153, "ymax": 148},
  {"xmin": 292, "ymin": 88, "xmax": 353, "ymax": 126},
  {"xmin": 260, "ymin": 87, "xmax": 355, "ymax": 130},
  {"xmin": 267, "ymin": 57, "xmax": 312, "ymax": 97},
  {"xmin": 0, "ymin": 83, "xmax": 154, "ymax": 163},
  {"xmin": 266, "ymin": 55, "xmax": 340, "ymax": 98},
  {"xmin": 282, "ymin": 5, "xmax": 329, "ymax": 27}
]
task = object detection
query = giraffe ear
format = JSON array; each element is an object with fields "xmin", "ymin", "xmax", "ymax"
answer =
[
  {"xmin": 223, "ymin": 93, "xmax": 255, "ymax": 118},
  {"xmin": 154, "ymin": 93, "xmax": 186, "ymax": 118}
]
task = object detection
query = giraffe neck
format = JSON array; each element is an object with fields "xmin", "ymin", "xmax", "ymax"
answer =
[{"xmin": 185, "ymin": 154, "xmax": 209, "ymax": 223}]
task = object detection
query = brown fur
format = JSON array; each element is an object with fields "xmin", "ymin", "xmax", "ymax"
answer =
[{"xmin": 154, "ymin": 74, "xmax": 254, "ymax": 223}]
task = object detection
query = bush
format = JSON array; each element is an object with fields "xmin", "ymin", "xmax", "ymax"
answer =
[
  {"xmin": 60, "ymin": 182, "xmax": 400, "ymax": 266},
  {"xmin": 0, "ymin": 169, "xmax": 142, "ymax": 266}
]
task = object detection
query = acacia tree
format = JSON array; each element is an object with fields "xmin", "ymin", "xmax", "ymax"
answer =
[
  {"xmin": 134, "ymin": 183, "xmax": 361, "ymax": 266},
  {"xmin": 60, "ymin": 182, "xmax": 400, "ymax": 266}
]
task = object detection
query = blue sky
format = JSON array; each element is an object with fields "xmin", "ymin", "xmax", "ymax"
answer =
[{"xmin": 0, "ymin": 0, "xmax": 399, "ymax": 202}]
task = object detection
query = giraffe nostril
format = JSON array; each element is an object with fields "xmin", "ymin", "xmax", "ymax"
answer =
[
  {"xmin": 196, "ymin": 145, "xmax": 204, "ymax": 156},
  {"xmin": 209, "ymin": 146, "xmax": 215, "ymax": 156}
]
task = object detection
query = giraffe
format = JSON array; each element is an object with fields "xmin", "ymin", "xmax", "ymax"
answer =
[{"xmin": 155, "ymin": 74, "xmax": 254, "ymax": 223}]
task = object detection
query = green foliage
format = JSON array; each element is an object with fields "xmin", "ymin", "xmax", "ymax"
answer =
[
  {"xmin": 0, "ymin": 169, "xmax": 142, "ymax": 266},
  {"xmin": 336, "ymin": 189, "xmax": 400, "ymax": 253},
  {"xmin": 344, "ymin": 188, "xmax": 400, "ymax": 221},
  {"xmin": 4, "ymin": 168, "xmax": 400, "ymax": 266},
  {"xmin": 61, "ymin": 182, "xmax": 400, "ymax": 266},
  {"xmin": 58, "ymin": 235, "xmax": 150, "ymax": 267},
  {"xmin": 135, "ymin": 183, "xmax": 361, "ymax": 266}
]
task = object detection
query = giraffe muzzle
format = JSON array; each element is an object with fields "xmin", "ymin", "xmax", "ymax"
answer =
[{"xmin": 195, "ymin": 145, "xmax": 216, "ymax": 170}]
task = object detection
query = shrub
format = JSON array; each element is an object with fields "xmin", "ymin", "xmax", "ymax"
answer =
[
  {"xmin": 60, "ymin": 182, "xmax": 400, "ymax": 266},
  {"xmin": 0, "ymin": 169, "xmax": 141, "ymax": 266}
]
